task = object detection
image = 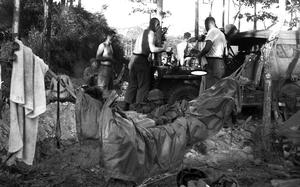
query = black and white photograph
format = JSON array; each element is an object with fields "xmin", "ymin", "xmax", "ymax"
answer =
[{"xmin": 0, "ymin": 0, "xmax": 300, "ymax": 186}]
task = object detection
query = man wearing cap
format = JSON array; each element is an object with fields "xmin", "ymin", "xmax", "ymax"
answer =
[
  {"xmin": 123, "ymin": 18, "xmax": 166, "ymax": 110},
  {"xmin": 197, "ymin": 17, "xmax": 227, "ymax": 89}
]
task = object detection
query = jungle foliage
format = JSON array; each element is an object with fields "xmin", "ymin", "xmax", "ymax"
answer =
[
  {"xmin": 0, "ymin": 0, "xmax": 126, "ymax": 76},
  {"xmin": 238, "ymin": 0, "xmax": 300, "ymax": 29}
]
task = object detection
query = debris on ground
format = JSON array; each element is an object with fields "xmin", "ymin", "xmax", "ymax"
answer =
[
  {"xmin": 1, "ymin": 82, "xmax": 300, "ymax": 186},
  {"xmin": 271, "ymin": 178, "xmax": 300, "ymax": 187}
]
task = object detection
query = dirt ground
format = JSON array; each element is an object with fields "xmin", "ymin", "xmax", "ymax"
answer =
[
  {"xmin": 0, "ymin": 105, "xmax": 299, "ymax": 187},
  {"xmin": 0, "ymin": 141, "xmax": 292, "ymax": 187}
]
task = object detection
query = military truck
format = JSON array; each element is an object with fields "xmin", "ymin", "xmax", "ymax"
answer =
[
  {"xmin": 152, "ymin": 29, "xmax": 300, "ymax": 117},
  {"xmin": 151, "ymin": 65, "xmax": 203, "ymax": 104},
  {"xmin": 227, "ymin": 30, "xmax": 300, "ymax": 117}
]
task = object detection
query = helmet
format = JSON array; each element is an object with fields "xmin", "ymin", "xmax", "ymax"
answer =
[{"xmin": 147, "ymin": 89, "xmax": 164, "ymax": 101}]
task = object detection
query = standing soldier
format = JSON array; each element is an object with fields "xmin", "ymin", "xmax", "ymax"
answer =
[
  {"xmin": 197, "ymin": 17, "xmax": 227, "ymax": 89},
  {"xmin": 123, "ymin": 18, "xmax": 166, "ymax": 110},
  {"xmin": 96, "ymin": 33, "xmax": 116, "ymax": 97}
]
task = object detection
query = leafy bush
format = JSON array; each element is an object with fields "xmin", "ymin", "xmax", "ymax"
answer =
[
  {"xmin": 1, "ymin": 0, "xmax": 126, "ymax": 77},
  {"xmin": 27, "ymin": 28, "xmax": 44, "ymax": 56},
  {"xmin": 49, "ymin": 6, "xmax": 126, "ymax": 76}
]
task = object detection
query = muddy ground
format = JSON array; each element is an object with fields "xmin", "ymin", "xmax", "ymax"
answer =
[{"xmin": 0, "ymin": 103, "xmax": 299, "ymax": 187}]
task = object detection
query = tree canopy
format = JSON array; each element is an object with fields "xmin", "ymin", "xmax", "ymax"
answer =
[
  {"xmin": 239, "ymin": 0, "xmax": 300, "ymax": 29},
  {"xmin": 0, "ymin": 0, "xmax": 126, "ymax": 77}
]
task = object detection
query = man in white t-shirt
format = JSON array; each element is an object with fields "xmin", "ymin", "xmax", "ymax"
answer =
[{"xmin": 197, "ymin": 17, "xmax": 227, "ymax": 89}]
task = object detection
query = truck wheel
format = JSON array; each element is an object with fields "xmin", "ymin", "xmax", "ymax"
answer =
[{"xmin": 168, "ymin": 85, "xmax": 199, "ymax": 104}]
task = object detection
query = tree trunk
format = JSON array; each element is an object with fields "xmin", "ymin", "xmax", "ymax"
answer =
[
  {"xmin": 238, "ymin": 0, "xmax": 241, "ymax": 30},
  {"xmin": 156, "ymin": 0, "xmax": 163, "ymax": 24},
  {"xmin": 43, "ymin": 0, "xmax": 48, "ymax": 60},
  {"xmin": 209, "ymin": 1, "xmax": 213, "ymax": 17},
  {"xmin": 61, "ymin": 0, "xmax": 65, "ymax": 7},
  {"xmin": 6, "ymin": 0, "xmax": 20, "ymax": 120},
  {"xmin": 254, "ymin": 0, "xmax": 257, "ymax": 30},
  {"xmin": 222, "ymin": 0, "xmax": 225, "ymax": 28},
  {"xmin": 12, "ymin": 0, "xmax": 20, "ymax": 39},
  {"xmin": 262, "ymin": 61, "xmax": 272, "ymax": 152},
  {"xmin": 154, "ymin": 0, "xmax": 163, "ymax": 66},
  {"xmin": 227, "ymin": 0, "xmax": 230, "ymax": 24},
  {"xmin": 78, "ymin": 0, "xmax": 81, "ymax": 8},
  {"xmin": 43, "ymin": 0, "xmax": 52, "ymax": 64},
  {"xmin": 131, "ymin": 39, "xmax": 133, "ymax": 56},
  {"xmin": 69, "ymin": 0, "xmax": 73, "ymax": 7},
  {"xmin": 261, "ymin": 0, "xmax": 286, "ymax": 153},
  {"xmin": 195, "ymin": 0, "xmax": 199, "ymax": 39}
]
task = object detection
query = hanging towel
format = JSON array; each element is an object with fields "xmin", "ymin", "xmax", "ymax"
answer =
[
  {"xmin": 8, "ymin": 102, "xmax": 39, "ymax": 165},
  {"xmin": 8, "ymin": 39, "xmax": 48, "ymax": 165},
  {"xmin": 28, "ymin": 55, "xmax": 48, "ymax": 118},
  {"xmin": 10, "ymin": 39, "xmax": 25, "ymax": 104}
]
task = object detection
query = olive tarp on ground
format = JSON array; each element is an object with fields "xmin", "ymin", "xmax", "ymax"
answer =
[{"xmin": 75, "ymin": 78, "xmax": 241, "ymax": 184}]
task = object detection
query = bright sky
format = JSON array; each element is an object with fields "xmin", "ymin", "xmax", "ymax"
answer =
[
  {"xmin": 80, "ymin": 0, "xmax": 227, "ymax": 36},
  {"xmin": 76, "ymin": 0, "xmax": 284, "ymax": 36}
]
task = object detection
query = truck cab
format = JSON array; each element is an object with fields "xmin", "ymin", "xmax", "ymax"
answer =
[{"xmin": 227, "ymin": 30, "xmax": 300, "ymax": 116}]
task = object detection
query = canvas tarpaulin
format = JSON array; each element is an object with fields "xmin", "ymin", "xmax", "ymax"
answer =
[
  {"xmin": 75, "ymin": 90, "xmax": 103, "ymax": 140},
  {"xmin": 75, "ymin": 78, "xmax": 241, "ymax": 184}
]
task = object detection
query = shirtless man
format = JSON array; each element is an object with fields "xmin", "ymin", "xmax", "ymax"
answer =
[
  {"xmin": 96, "ymin": 33, "xmax": 116, "ymax": 95},
  {"xmin": 123, "ymin": 18, "xmax": 166, "ymax": 110}
]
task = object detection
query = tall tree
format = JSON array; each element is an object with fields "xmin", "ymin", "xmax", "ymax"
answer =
[
  {"xmin": 43, "ymin": 0, "xmax": 52, "ymax": 62},
  {"xmin": 239, "ymin": 0, "xmax": 300, "ymax": 29},
  {"xmin": 222, "ymin": 0, "xmax": 225, "ymax": 28},
  {"xmin": 0, "ymin": 0, "xmax": 14, "ymax": 31},
  {"xmin": 253, "ymin": 0, "xmax": 257, "ymax": 30},
  {"xmin": 69, "ymin": 0, "xmax": 73, "ymax": 7},
  {"xmin": 12, "ymin": 0, "xmax": 20, "ymax": 38},
  {"xmin": 195, "ymin": 0, "xmax": 199, "ymax": 39},
  {"xmin": 129, "ymin": 0, "xmax": 171, "ymax": 20},
  {"xmin": 154, "ymin": 0, "xmax": 163, "ymax": 66}
]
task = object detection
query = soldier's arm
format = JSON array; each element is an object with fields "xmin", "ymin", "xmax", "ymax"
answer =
[{"xmin": 198, "ymin": 40, "xmax": 213, "ymax": 57}]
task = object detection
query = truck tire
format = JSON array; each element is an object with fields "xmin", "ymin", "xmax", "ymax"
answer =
[{"xmin": 168, "ymin": 85, "xmax": 199, "ymax": 104}]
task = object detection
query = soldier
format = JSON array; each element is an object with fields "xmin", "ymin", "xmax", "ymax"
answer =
[
  {"xmin": 197, "ymin": 17, "xmax": 227, "ymax": 89},
  {"xmin": 123, "ymin": 18, "xmax": 166, "ymax": 110},
  {"xmin": 96, "ymin": 33, "xmax": 116, "ymax": 97}
]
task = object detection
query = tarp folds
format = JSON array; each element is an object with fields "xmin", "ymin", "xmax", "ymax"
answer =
[
  {"xmin": 99, "ymin": 104, "xmax": 191, "ymax": 182},
  {"xmin": 75, "ymin": 91, "xmax": 103, "ymax": 140},
  {"xmin": 75, "ymin": 78, "xmax": 241, "ymax": 183},
  {"xmin": 187, "ymin": 78, "xmax": 242, "ymax": 138}
]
